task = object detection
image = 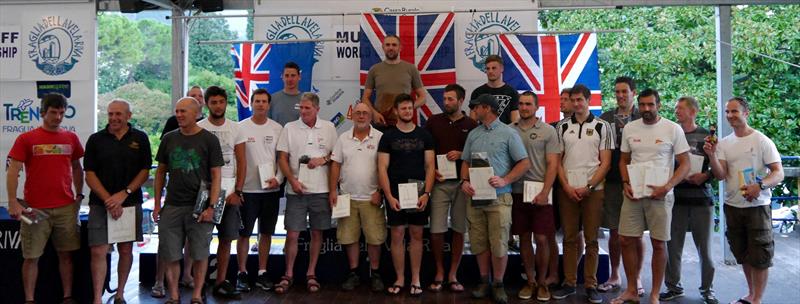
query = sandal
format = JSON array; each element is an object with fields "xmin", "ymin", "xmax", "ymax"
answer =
[
  {"xmin": 637, "ymin": 287, "xmax": 645, "ymax": 297},
  {"xmin": 386, "ymin": 284, "xmax": 403, "ymax": 295},
  {"xmin": 447, "ymin": 281, "xmax": 464, "ymax": 292},
  {"xmin": 428, "ymin": 280, "xmax": 443, "ymax": 292},
  {"xmin": 164, "ymin": 299, "xmax": 180, "ymax": 304},
  {"xmin": 274, "ymin": 275, "xmax": 293, "ymax": 294},
  {"xmin": 732, "ymin": 298, "xmax": 752, "ymax": 304},
  {"xmin": 598, "ymin": 281, "xmax": 621, "ymax": 292},
  {"xmin": 410, "ymin": 285, "xmax": 423, "ymax": 297},
  {"xmin": 150, "ymin": 285, "xmax": 166, "ymax": 298},
  {"xmin": 306, "ymin": 275, "xmax": 321, "ymax": 293}
]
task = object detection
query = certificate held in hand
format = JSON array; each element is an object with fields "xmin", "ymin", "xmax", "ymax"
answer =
[
  {"xmin": 332, "ymin": 194, "xmax": 351, "ymax": 218},
  {"xmin": 436, "ymin": 155, "xmax": 457, "ymax": 180},
  {"xmin": 469, "ymin": 167, "xmax": 497, "ymax": 201},
  {"xmin": 107, "ymin": 206, "xmax": 136, "ymax": 244},
  {"xmin": 258, "ymin": 163, "xmax": 275, "ymax": 189},
  {"xmin": 524, "ymin": 181, "xmax": 551, "ymax": 204},
  {"xmin": 398, "ymin": 183, "xmax": 419, "ymax": 210}
]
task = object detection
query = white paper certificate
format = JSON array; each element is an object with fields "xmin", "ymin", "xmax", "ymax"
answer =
[
  {"xmin": 644, "ymin": 166, "xmax": 670, "ymax": 197},
  {"xmin": 436, "ymin": 155, "xmax": 457, "ymax": 180},
  {"xmin": 524, "ymin": 181, "xmax": 552, "ymax": 204},
  {"xmin": 398, "ymin": 183, "xmax": 419, "ymax": 209},
  {"xmin": 107, "ymin": 206, "xmax": 136, "ymax": 244},
  {"xmin": 689, "ymin": 154, "xmax": 705, "ymax": 175},
  {"xmin": 469, "ymin": 167, "xmax": 497, "ymax": 200},
  {"xmin": 567, "ymin": 169, "xmax": 588, "ymax": 188},
  {"xmin": 258, "ymin": 163, "xmax": 275, "ymax": 189},
  {"xmin": 298, "ymin": 165, "xmax": 325, "ymax": 190},
  {"xmin": 332, "ymin": 194, "xmax": 351, "ymax": 219},
  {"xmin": 627, "ymin": 164, "xmax": 647, "ymax": 199}
]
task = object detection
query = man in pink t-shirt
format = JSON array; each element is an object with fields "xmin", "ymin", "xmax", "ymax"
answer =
[{"xmin": 6, "ymin": 93, "xmax": 85, "ymax": 304}]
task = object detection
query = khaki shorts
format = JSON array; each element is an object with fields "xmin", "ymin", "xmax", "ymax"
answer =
[
  {"xmin": 429, "ymin": 180, "xmax": 469, "ymax": 234},
  {"xmin": 20, "ymin": 203, "xmax": 80, "ymax": 259},
  {"xmin": 336, "ymin": 199, "xmax": 387, "ymax": 245},
  {"xmin": 467, "ymin": 193, "xmax": 512, "ymax": 258},
  {"xmin": 158, "ymin": 205, "xmax": 214, "ymax": 262},
  {"xmin": 618, "ymin": 194, "xmax": 674, "ymax": 241}
]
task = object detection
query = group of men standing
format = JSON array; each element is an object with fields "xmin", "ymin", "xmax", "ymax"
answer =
[{"xmin": 5, "ymin": 33, "xmax": 784, "ymax": 304}]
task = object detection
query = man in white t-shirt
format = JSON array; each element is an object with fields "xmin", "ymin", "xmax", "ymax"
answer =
[
  {"xmin": 704, "ymin": 97, "xmax": 783, "ymax": 304},
  {"xmin": 329, "ymin": 102, "xmax": 386, "ymax": 292},
  {"xmin": 197, "ymin": 86, "xmax": 248, "ymax": 299},
  {"xmin": 615, "ymin": 89, "xmax": 690, "ymax": 304},
  {"xmin": 275, "ymin": 92, "xmax": 338, "ymax": 294},
  {"xmin": 235, "ymin": 89, "xmax": 284, "ymax": 292}
]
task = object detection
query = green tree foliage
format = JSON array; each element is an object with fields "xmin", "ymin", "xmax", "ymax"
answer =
[
  {"xmin": 97, "ymin": 83, "xmax": 173, "ymax": 157},
  {"xmin": 188, "ymin": 15, "xmax": 238, "ymax": 77},
  {"xmin": 540, "ymin": 5, "xmax": 799, "ymax": 156},
  {"xmin": 133, "ymin": 19, "xmax": 172, "ymax": 94},
  {"xmin": 97, "ymin": 14, "xmax": 144, "ymax": 93},
  {"xmin": 189, "ymin": 67, "xmax": 239, "ymax": 121}
]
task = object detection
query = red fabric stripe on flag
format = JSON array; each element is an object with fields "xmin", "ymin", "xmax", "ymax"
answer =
[
  {"xmin": 398, "ymin": 15, "xmax": 415, "ymax": 64},
  {"xmin": 364, "ymin": 14, "xmax": 386, "ymax": 43},
  {"xmin": 499, "ymin": 34, "xmax": 541, "ymax": 91},
  {"xmin": 560, "ymin": 33, "xmax": 590, "ymax": 82},
  {"xmin": 420, "ymin": 71, "xmax": 456, "ymax": 86},
  {"xmin": 417, "ymin": 13, "xmax": 454, "ymax": 71}
]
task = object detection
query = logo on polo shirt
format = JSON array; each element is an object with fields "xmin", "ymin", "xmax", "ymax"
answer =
[
  {"xmin": 128, "ymin": 141, "xmax": 140, "ymax": 150},
  {"xmin": 247, "ymin": 136, "xmax": 256, "ymax": 143},
  {"xmin": 529, "ymin": 133, "xmax": 538, "ymax": 140},
  {"xmin": 586, "ymin": 129, "xmax": 594, "ymax": 136},
  {"xmin": 655, "ymin": 139, "xmax": 663, "ymax": 144},
  {"xmin": 633, "ymin": 138, "xmax": 641, "ymax": 143}
]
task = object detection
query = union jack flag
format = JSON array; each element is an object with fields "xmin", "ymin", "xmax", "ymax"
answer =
[
  {"xmin": 499, "ymin": 33, "xmax": 602, "ymax": 123},
  {"xmin": 231, "ymin": 42, "xmax": 315, "ymax": 120},
  {"xmin": 359, "ymin": 13, "xmax": 456, "ymax": 124}
]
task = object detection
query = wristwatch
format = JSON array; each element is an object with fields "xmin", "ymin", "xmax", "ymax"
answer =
[
  {"xmin": 586, "ymin": 183, "xmax": 596, "ymax": 191},
  {"xmin": 76, "ymin": 193, "xmax": 85, "ymax": 200},
  {"xmin": 125, "ymin": 188, "xmax": 133, "ymax": 194},
  {"xmin": 758, "ymin": 181, "xmax": 767, "ymax": 190}
]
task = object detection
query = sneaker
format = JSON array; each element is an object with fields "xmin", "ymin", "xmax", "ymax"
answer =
[
  {"xmin": 492, "ymin": 282, "xmax": 508, "ymax": 304},
  {"xmin": 701, "ymin": 290, "xmax": 719, "ymax": 304},
  {"xmin": 518, "ymin": 282, "xmax": 535, "ymax": 300},
  {"xmin": 537, "ymin": 284, "xmax": 551, "ymax": 301},
  {"xmin": 255, "ymin": 272, "xmax": 273, "ymax": 291},
  {"xmin": 551, "ymin": 285, "xmax": 576, "ymax": 300},
  {"xmin": 212, "ymin": 280, "xmax": 242, "ymax": 299},
  {"xmin": 587, "ymin": 288, "xmax": 602, "ymax": 304},
  {"xmin": 659, "ymin": 289, "xmax": 685, "ymax": 301},
  {"xmin": 370, "ymin": 273, "xmax": 384, "ymax": 292},
  {"xmin": 236, "ymin": 272, "xmax": 252, "ymax": 292},
  {"xmin": 472, "ymin": 282, "xmax": 491, "ymax": 299},
  {"xmin": 341, "ymin": 272, "xmax": 361, "ymax": 291}
]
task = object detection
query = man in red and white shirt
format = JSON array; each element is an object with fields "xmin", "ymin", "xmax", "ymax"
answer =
[{"xmin": 6, "ymin": 93, "xmax": 85, "ymax": 304}]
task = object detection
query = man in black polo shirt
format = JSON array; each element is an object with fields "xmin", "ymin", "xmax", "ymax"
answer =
[
  {"xmin": 424, "ymin": 84, "xmax": 478, "ymax": 292},
  {"xmin": 85, "ymin": 99, "xmax": 152, "ymax": 304}
]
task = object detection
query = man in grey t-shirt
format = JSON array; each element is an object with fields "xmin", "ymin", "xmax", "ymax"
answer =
[{"xmin": 269, "ymin": 62, "xmax": 302, "ymax": 126}]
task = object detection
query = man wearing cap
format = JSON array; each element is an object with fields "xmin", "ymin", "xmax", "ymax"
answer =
[{"xmin": 461, "ymin": 94, "xmax": 530, "ymax": 304}]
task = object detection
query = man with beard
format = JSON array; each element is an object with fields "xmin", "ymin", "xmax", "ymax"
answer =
[
  {"xmin": 275, "ymin": 93, "xmax": 338, "ymax": 294},
  {"xmin": 469, "ymin": 55, "xmax": 519, "ymax": 124},
  {"xmin": 614, "ymin": 89, "xmax": 691, "ymax": 304},
  {"xmin": 598, "ymin": 76, "xmax": 644, "ymax": 294},
  {"xmin": 153, "ymin": 97, "xmax": 224, "ymax": 304},
  {"xmin": 7, "ymin": 93, "xmax": 84, "ymax": 304},
  {"xmin": 552, "ymin": 84, "xmax": 614, "ymax": 303},
  {"xmin": 329, "ymin": 103, "xmax": 386, "ymax": 292},
  {"xmin": 378, "ymin": 94, "xmax": 435, "ymax": 296},
  {"xmin": 461, "ymin": 94, "xmax": 530, "ymax": 304},
  {"xmin": 704, "ymin": 97, "xmax": 783, "ymax": 304},
  {"xmin": 361, "ymin": 34, "xmax": 426, "ymax": 127},
  {"xmin": 660, "ymin": 96, "xmax": 718, "ymax": 304},
  {"xmin": 85, "ymin": 99, "xmax": 151, "ymax": 304},
  {"xmin": 424, "ymin": 84, "xmax": 478, "ymax": 293},
  {"xmin": 196, "ymin": 86, "xmax": 247, "ymax": 299},
  {"xmin": 511, "ymin": 91, "xmax": 560, "ymax": 301}
]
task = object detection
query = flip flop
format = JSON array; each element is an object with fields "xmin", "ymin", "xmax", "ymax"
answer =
[
  {"xmin": 306, "ymin": 275, "xmax": 321, "ymax": 293},
  {"xmin": 386, "ymin": 284, "xmax": 403, "ymax": 295},
  {"xmin": 731, "ymin": 298, "xmax": 752, "ymax": 304},
  {"xmin": 598, "ymin": 282, "xmax": 621, "ymax": 292},
  {"xmin": 410, "ymin": 285, "xmax": 423, "ymax": 297},
  {"xmin": 447, "ymin": 281, "xmax": 465, "ymax": 292},
  {"xmin": 274, "ymin": 275, "xmax": 293, "ymax": 294},
  {"xmin": 428, "ymin": 280, "xmax": 443, "ymax": 292}
]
